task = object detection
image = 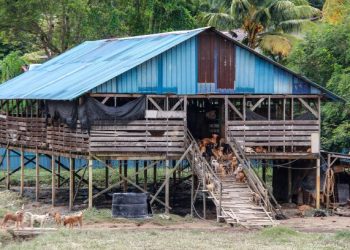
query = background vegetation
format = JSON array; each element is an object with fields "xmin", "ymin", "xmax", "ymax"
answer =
[{"xmin": 0, "ymin": 0, "xmax": 348, "ymax": 151}]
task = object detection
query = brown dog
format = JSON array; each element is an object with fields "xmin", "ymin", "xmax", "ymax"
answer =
[
  {"xmin": 52, "ymin": 211, "xmax": 62, "ymax": 226},
  {"xmin": 1, "ymin": 210, "xmax": 25, "ymax": 229},
  {"xmin": 63, "ymin": 212, "xmax": 83, "ymax": 229},
  {"xmin": 297, "ymin": 205, "xmax": 312, "ymax": 217}
]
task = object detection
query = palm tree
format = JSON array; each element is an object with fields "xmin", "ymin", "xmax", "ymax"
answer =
[{"xmin": 199, "ymin": 0, "xmax": 321, "ymax": 59}]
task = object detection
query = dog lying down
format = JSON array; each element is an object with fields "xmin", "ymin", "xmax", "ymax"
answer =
[{"xmin": 25, "ymin": 212, "xmax": 50, "ymax": 228}]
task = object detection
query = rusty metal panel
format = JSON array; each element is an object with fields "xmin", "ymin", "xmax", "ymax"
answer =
[
  {"xmin": 198, "ymin": 31, "xmax": 215, "ymax": 83},
  {"xmin": 217, "ymin": 36, "xmax": 235, "ymax": 89}
]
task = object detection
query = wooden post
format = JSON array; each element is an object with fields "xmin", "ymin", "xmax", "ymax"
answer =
[
  {"xmin": 88, "ymin": 158, "xmax": 93, "ymax": 209},
  {"xmin": 6, "ymin": 148, "xmax": 10, "ymax": 190},
  {"xmin": 202, "ymin": 167, "xmax": 206, "ymax": 219},
  {"xmin": 191, "ymin": 173, "xmax": 194, "ymax": 217},
  {"xmin": 316, "ymin": 158, "xmax": 321, "ymax": 209},
  {"xmin": 105, "ymin": 160, "xmax": 109, "ymax": 189},
  {"xmin": 262, "ymin": 160, "xmax": 266, "ymax": 183},
  {"xmin": 51, "ymin": 154, "xmax": 55, "ymax": 207},
  {"xmin": 119, "ymin": 160, "xmax": 122, "ymax": 189},
  {"xmin": 69, "ymin": 157, "xmax": 74, "ymax": 211},
  {"xmin": 35, "ymin": 150, "xmax": 39, "ymax": 202},
  {"xmin": 165, "ymin": 160, "xmax": 170, "ymax": 214},
  {"xmin": 135, "ymin": 161, "xmax": 139, "ymax": 185},
  {"xmin": 57, "ymin": 156, "xmax": 61, "ymax": 188},
  {"xmin": 153, "ymin": 161, "xmax": 157, "ymax": 186},
  {"xmin": 123, "ymin": 160, "xmax": 127, "ymax": 192},
  {"xmin": 20, "ymin": 147, "xmax": 24, "ymax": 196},
  {"xmin": 326, "ymin": 154, "xmax": 331, "ymax": 209},
  {"xmin": 143, "ymin": 161, "xmax": 148, "ymax": 191},
  {"xmin": 288, "ymin": 163, "xmax": 292, "ymax": 203}
]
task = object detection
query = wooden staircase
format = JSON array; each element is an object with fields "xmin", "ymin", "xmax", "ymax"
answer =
[{"xmin": 186, "ymin": 131, "xmax": 281, "ymax": 228}]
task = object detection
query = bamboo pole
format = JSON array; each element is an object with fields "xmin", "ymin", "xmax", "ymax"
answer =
[
  {"xmin": 35, "ymin": 149, "xmax": 39, "ymax": 202},
  {"xmin": 20, "ymin": 147, "xmax": 24, "ymax": 196},
  {"xmin": 88, "ymin": 158, "xmax": 93, "ymax": 209}
]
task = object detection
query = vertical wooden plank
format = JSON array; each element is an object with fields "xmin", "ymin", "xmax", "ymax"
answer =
[
  {"xmin": 88, "ymin": 158, "xmax": 93, "ymax": 209},
  {"xmin": 326, "ymin": 154, "xmax": 331, "ymax": 209},
  {"xmin": 316, "ymin": 158, "xmax": 320, "ymax": 209},
  {"xmin": 202, "ymin": 164, "xmax": 206, "ymax": 219},
  {"xmin": 224, "ymin": 96, "xmax": 228, "ymax": 141},
  {"xmin": 51, "ymin": 154, "xmax": 55, "ymax": 207},
  {"xmin": 35, "ymin": 149, "xmax": 39, "ymax": 202},
  {"xmin": 20, "ymin": 147, "xmax": 24, "ymax": 196},
  {"xmin": 165, "ymin": 160, "xmax": 170, "ymax": 214},
  {"xmin": 243, "ymin": 95, "xmax": 246, "ymax": 121},
  {"xmin": 6, "ymin": 149, "xmax": 10, "ymax": 190},
  {"xmin": 57, "ymin": 156, "xmax": 61, "ymax": 188},
  {"xmin": 288, "ymin": 164, "xmax": 292, "ymax": 203},
  {"xmin": 69, "ymin": 157, "xmax": 74, "ymax": 211},
  {"xmin": 123, "ymin": 160, "xmax": 127, "ymax": 192},
  {"xmin": 143, "ymin": 161, "xmax": 147, "ymax": 191},
  {"xmin": 135, "ymin": 161, "xmax": 139, "ymax": 185},
  {"xmin": 105, "ymin": 160, "xmax": 109, "ymax": 189},
  {"xmin": 119, "ymin": 160, "xmax": 122, "ymax": 189}
]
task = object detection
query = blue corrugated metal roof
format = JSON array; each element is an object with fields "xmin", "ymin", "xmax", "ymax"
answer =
[{"xmin": 0, "ymin": 28, "xmax": 208, "ymax": 100}]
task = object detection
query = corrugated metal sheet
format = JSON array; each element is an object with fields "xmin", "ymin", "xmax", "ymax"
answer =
[
  {"xmin": 274, "ymin": 67, "xmax": 293, "ymax": 93},
  {"xmin": 0, "ymin": 28, "xmax": 207, "ymax": 100},
  {"xmin": 255, "ymin": 57, "xmax": 274, "ymax": 93},
  {"xmin": 198, "ymin": 31, "xmax": 215, "ymax": 83},
  {"xmin": 92, "ymin": 37, "xmax": 197, "ymax": 94},
  {"xmin": 235, "ymin": 46, "xmax": 255, "ymax": 93},
  {"xmin": 217, "ymin": 36, "xmax": 235, "ymax": 89}
]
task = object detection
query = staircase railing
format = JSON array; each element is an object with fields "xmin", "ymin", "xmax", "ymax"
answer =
[
  {"xmin": 185, "ymin": 131, "xmax": 223, "ymax": 218},
  {"xmin": 227, "ymin": 132, "xmax": 282, "ymax": 216}
]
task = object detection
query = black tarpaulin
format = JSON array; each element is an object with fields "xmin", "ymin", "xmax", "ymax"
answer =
[{"xmin": 46, "ymin": 96, "xmax": 146, "ymax": 130}]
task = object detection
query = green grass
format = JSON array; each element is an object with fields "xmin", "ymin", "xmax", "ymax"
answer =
[
  {"xmin": 2, "ymin": 227, "xmax": 350, "ymax": 250},
  {"xmin": 0, "ymin": 190, "xmax": 26, "ymax": 217}
]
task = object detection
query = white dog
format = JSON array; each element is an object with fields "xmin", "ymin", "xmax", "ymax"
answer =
[{"xmin": 25, "ymin": 212, "xmax": 50, "ymax": 228}]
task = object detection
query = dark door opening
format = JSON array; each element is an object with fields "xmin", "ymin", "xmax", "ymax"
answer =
[{"xmin": 187, "ymin": 98, "xmax": 224, "ymax": 140}]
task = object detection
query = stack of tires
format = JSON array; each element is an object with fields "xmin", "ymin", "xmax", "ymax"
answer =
[{"xmin": 112, "ymin": 193, "xmax": 149, "ymax": 218}]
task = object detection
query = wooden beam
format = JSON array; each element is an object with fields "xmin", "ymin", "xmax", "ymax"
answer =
[
  {"xmin": 227, "ymin": 99, "xmax": 243, "ymax": 120},
  {"xmin": 6, "ymin": 148, "xmax": 10, "ymax": 190},
  {"xmin": 135, "ymin": 161, "xmax": 139, "ymax": 185},
  {"xmin": 105, "ymin": 160, "xmax": 109, "ymax": 189},
  {"xmin": 57, "ymin": 156, "xmax": 61, "ymax": 188},
  {"xmin": 298, "ymin": 98, "xmax": 318, "ymax": 118},
  {"xmin": 51, "ymin": 154, "xmax": 55, "ymax": 207},
  {"xmin": 123, "ymin": 160, "xmax": 127, "ymax": 192},
  {"xmin": 69, "ymin": 157, "xmax": 74, "ymax": 211},
  {"xmin": 326, "ymin": 154, "xmax": 331, "ymax": 210},
  {"xmin": 144, "ymin": 161, "xmax": 148, "ymax": 192},
  {"xmin": 35, "ymin": 150, "xmax": 39, "ymax": 202},
  {"xmin": 88, "ymin": 158, "xmax": 93, "ymax": 208},
  {"xmin": 148, "ymin": 97, "xmax": 163, "ymax": 111},
  {"xmin": 170, "ymin": 98, "xmax": 184, "ymax": 111},
  {"xmin": 165, "ymin": 160, "xmax": 170, "ymax": 214},
  {"xmin": 101, "ymin": 97, "xmax": 110, "ymax": 104},
  {"xmin": 250, "ymin": 98, "xmax": 265, "ymax": 111},
  {"xmin": 20, "ymin": 147, "xmax": 24, "ymax": 196},
  {"xmin": 316, "ymin": 158, "xmax": 320, "ymax": 209},
  {"xmin": 153, "ymin": 161, "xmax": 157, "ymax": 187}
]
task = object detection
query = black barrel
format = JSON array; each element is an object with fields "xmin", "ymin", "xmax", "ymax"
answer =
[{"xmin": 112, "ymin": 193, "xmax": 149, "ymax": 218}]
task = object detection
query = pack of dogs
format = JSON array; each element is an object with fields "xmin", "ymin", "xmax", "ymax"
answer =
[{"xmin": 0, "ymin": 206, "xmax": 84, "ymax": 230}]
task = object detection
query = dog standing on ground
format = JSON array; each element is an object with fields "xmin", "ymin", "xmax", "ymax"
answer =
[
  {"xmin": 63, "ymin": 212, "xmax": 83, "ymax": 229},
  {"xmin": 1, "ymin": 206, "xmax": 25, "ymax": 229},
  {"xmin": 25, "ymin": 212, "xmax": 50, "ymax": 228},
  {"xmin": 51, "ymin": 211, "xmax": 62, "ymax": 226}
]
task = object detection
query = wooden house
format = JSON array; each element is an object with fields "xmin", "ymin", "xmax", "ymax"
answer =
[{"xmin": 0, "ymin": 27, "xmax": 344, "ymax": 225}]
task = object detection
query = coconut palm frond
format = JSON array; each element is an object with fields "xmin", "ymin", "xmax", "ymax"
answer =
[
  {"xmin": 292, "ymin": 5, "xmax": 321, "ymax": 19},
  {"xmin": 252, "ymin": 7, "xmax": 271, "ymax": 26},
  {"xmin": 259, "ymin": 34, "xmax": 292, "ymax": 57},
  {"xmin": 289, "ymin": 0, "xmax": 309, "ymax": 6},
  {"xmin": 269, "ymin": 0, "xmax": 296, "ymax": 22},
  {"xmin": 199, "ymin": 11, "xmax": 237, "ymax": 29},
  {"xmin": 278, "ymin": 19, "xmax": 311, "ymax": 33},
  {"xmin": 230, "ymin": 0, "xmax": 251, "ymax": 20}
]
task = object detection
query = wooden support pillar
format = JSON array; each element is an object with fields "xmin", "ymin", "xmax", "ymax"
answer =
[
  {"xmin": 288, "ymin": 163, "xmax": 292, "ymax": 203},
  {"xmin": 51, "ymin": 154, "xmax": 55, "ymax": 207},
  {"xmin": 69, "ymin": 157, "xmax": 74, "ymax": 211},
  {"xmin": 88, "ymin": 158, "xmax": 93, "ymax": 209},
  {"xmin": 316, "ymin": 158, "xmax": 321, "ymax": 209},
  {"xmin": 119, "ymin": 160, "xmax": 122, "ymax": 189},
  {"xmin": 165, "ymin": 160, "xmax": 170, "ymax": 214},
  {"xmin": 20, "ymin": 147, "xmax": 24, "ymax": 196},
  {"xmin": 135, "ymin": 161, "xmax": 139, "ymax": 185},
  {"xmin": 202, "ymin": 168, "xmax": 206, "ymax": 219},
  {"xmin": 6, "ymin": 148, "xmax": 10, "ymax": 190},
  {"xmin": 191, "ymin": 173, "xmax": 194, "ymax": 217},
  {"xmin": 105, "ymin": 160, "xmax": 109, "ymax": 189},
  {"xmin": 262, "ymin": 160, "xmax": 266, "ymax": 183},
  {"xmin": 143, "ymin": 161, "xmax": 148, "ymax": 191},
  {"xmin": 123, "ymin": 160, "xmax": 127, "ymax": 192},
  {"xmin": 35, "ymin": 150, "xmax": 39, "ymax": 202},
  {"xmin": 57, "ymin": 156, "xmax": 61, "ymax": 188},
  {"xmin": 326, "ymin": 154, "xmax": 331, "ymax": 209},
  {"xmin": 153, "ymin": 161, "xmax": 157, "ymax": 186}
]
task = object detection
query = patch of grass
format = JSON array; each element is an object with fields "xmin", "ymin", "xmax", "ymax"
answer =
[
  {"xmin": 0, "ymin": 230, "xmax": 12, "ymax": 248},
  {"xmin": 0, "ymin": 190, "xmax": 26, "ymax": 217},
  {"xmin": 335, "ymin": 230, "xmax": 350, "ymax": 239},
  {"xmin": 260, "ymin": 226, "xmax": 299, "ymax": 238}
]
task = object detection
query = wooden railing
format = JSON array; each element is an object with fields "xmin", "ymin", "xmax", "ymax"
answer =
[{"xmin": 227, "ymin": 120, "xmax": 319, "ymax": 152}]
